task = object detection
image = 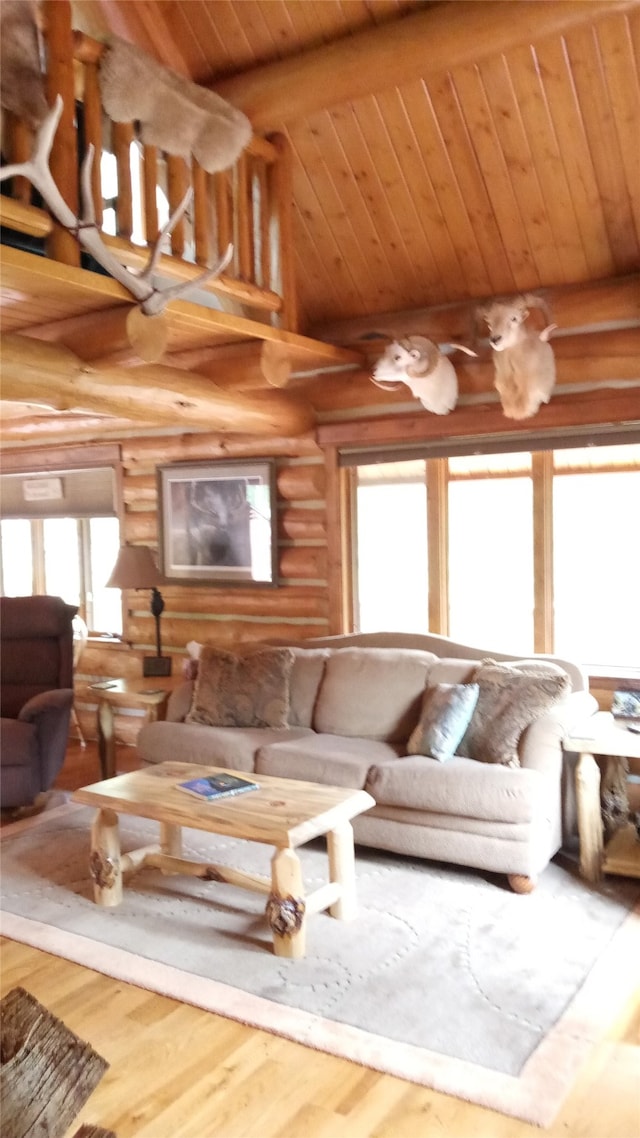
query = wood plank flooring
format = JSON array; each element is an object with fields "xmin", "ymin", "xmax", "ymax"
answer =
[{"xmin": 1, "ymin": 742, "xmax": 638, "ymax": 1138}]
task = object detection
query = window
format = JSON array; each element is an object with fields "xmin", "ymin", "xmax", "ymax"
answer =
[
  {"xmin": 0, "ymin": 516, "xmax": 122, "ymax": 635},
  {"xmin": 355, "ymin": 461, "xmax": 428, "ymax": 633},
  {"xmin": 351, "ymin": 442, "xmax": 640, "ymax": 668},
  {"xmin": 448, "ymin": 454, "xmax": 533, "ymax": 651},
  {"xmin": 552, "ymin": 447, "xmax": 640, "ymax": 668},
  {"xmin": 0, "ymin": 459, "xmax": 122, "ymax": 635}
]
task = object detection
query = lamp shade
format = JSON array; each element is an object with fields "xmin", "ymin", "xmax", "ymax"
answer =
[{"xmin": 106, "ymin": 545, "xmax": 162, "ymax": 589}]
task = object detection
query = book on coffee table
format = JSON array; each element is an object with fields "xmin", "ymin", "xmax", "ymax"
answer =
[{"xmin": 176, "ymin": 772, "xmax": 259, "ymax": 801}]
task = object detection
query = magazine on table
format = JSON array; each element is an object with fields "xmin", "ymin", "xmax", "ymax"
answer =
[{"xmin": 176, "ymin": 772, "xmax": 259, "ymax": 801}]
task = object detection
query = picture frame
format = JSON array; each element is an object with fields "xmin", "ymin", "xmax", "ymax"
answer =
[{"xmin": 157, "ymin": 460, "xmax": 277, "ymax": 587}]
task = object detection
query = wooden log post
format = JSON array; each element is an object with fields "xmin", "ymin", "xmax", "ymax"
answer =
[
  {"xmin": 268, "ymin": 133, "xmax": 298, "ymax": 331},
  {"xmin": 89, "ymin": 808, "xmax": 122, "ymax": 906},
  {"xmin": 81, "ymin": 62, "xmax": 103, "ymax": 226},
  {"xmin": 166, "ymin": 155, "xmax": 189, "ymax": 258},
  {"xmin": 268, "ymin": 847, "xmax": 306, "ymax": 958},
  {"xmin": 142, "ymin": 145, "xmax": 159, "ymax": 242},
  {"xmin": 42, "ymin": 0, "xmax": 80, "ymax": 266},
  {"xmin": 576, "ymin": 751, "xmax": 604, "ymax": 883},
  {"xmin": 327, "ymin": 823, "xmax": 357, "ymax": 921},
  {"xmin": 192, "ymin": 159, "xmax": 210, "ymax": 267},
  {"xmin": 236, "ymin": 151, "xmax": 254, "ymax": 282},
  {"xmin": 112, "ymin": 121, "xmax": 134, "ymax": 239}
]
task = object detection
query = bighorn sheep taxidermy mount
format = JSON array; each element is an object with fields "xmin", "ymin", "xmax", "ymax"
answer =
[
  {"xmin": 477, "ymin": 295, "xmax": 557, "ymax": 420},
  {"xmin": 372, "ymin": 335, "xmax": 464, "ymax": 415},
  {"xmin": 0, "ymin": 97, "xmax": 233, "ymax": 360}
]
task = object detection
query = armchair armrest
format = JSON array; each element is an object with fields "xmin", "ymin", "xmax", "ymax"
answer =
[
  {"xmin": 18, "ymin": 688, "xmax": 75, "ymax": 723},
  {"xmin": 18, "ymin": 688, "xmax": 74, "ymax": 791}
]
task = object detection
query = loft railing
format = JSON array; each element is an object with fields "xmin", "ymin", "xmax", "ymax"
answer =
[{"xmin": 0, "ymin": 28, "xmax": 297, "ymax": 331}]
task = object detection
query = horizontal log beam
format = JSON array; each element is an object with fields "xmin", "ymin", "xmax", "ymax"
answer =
[
  {"xmin": 313, "ymin": 274, "xmax": 640, "ymax": 348},
  {"xmin": 1, "ymin": 334, "xmax": 315, "ymax": 437},
  {"xmin": 212, "ymin": 1, "xmax": 636, "ymax": 129},
  {"xmin": 317, "ymin": 388, "xmax": 640, "ymax": 449}
]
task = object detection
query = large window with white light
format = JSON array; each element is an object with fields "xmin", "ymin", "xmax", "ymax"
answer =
[
  {"xmin": 0, "ymin": 461, "xmax": 122, "ymax": 635},
  {"xmin": 351, "ymin": 441, "xmax": 640, "ymax": 668}
]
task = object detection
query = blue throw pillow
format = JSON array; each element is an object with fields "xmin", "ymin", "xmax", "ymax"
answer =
[{"xmin": 407, "ymin": 682, "xmax": 480, "ymax": 762}]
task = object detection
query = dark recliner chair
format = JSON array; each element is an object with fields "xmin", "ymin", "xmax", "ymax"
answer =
[{"xmin": 0, "ymin": 595, "xmax": 77, "ymax": 809}]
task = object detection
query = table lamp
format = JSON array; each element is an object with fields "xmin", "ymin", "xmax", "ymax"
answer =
[{"xmin": 106, "ymin": 544, "xmax": 171, "ymax": 676}]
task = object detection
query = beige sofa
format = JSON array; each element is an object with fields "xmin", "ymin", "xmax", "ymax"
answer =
[{"xmin": 137, "ymin": 632, "xmax": 597, "ymax": 891}]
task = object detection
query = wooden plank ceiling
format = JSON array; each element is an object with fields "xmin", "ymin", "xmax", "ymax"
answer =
[
  {"xmin": 72, "ymin": 0, "xmax": 640, "ymax": 335},
  {"xmin": 2, "ymin": 0, "xmax": 639, "ymax": 446}
]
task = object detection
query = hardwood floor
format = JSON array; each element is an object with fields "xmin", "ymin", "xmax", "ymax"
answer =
[{"xmin": 1, "ymin": 742, "xmax": 638, "ymax": 1138}]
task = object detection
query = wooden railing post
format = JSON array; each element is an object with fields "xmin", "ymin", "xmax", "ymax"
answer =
[
  {"xmin": 81, "ymin": 62, "xmax": 103, "ymax": 227},
  {"xmin": 42, "ymin": 0, "xmax": 80, "ymax": 266},
  {"xmin": 267, "ymin": 132, "xmax": 298, "ymax": 333}
]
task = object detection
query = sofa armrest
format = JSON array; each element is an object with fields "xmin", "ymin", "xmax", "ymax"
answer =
[
  {"xmin": 16, "ymin": 688, "xmax": 74, "ymax": 792},
  {"xmin": 519, "ymin": 691, "xmax": 599, "ymax": 776}
]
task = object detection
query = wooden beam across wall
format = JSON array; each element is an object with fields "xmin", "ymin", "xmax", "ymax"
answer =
[
  {"xmin": 312, "ymin": 274, "xmax": 640, "ymax": 347},
  {"xmin": 212, "ymin": 1, "xmax": 637, "ymax": 130}
]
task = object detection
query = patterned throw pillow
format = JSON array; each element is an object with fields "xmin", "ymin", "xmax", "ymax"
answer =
[
  {"xmin": 186, "ymin": 646, "xmax": 295, "ymax": 728},
  {"xmin": 456, "ymin": 660, "xmax": 571, "ymax": 767},
  {"xmin": 407, "ymin": 682, "xmax": 480, "ymax": 762}
]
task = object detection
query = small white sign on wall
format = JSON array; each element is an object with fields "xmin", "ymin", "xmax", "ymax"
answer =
[{"xmin": 22, "ymin": 477, "xmax": 64, "ymax": 502}]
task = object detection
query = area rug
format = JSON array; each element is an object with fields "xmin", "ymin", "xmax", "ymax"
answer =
[{"xmin": 1, "ymin": 804, "xmax": 638, "ymax": 1128}]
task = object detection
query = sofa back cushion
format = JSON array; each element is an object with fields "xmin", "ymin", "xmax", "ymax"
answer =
[
  {"xmin": 313, "ymin": 647, "xmax": 436, "ymax": 741},
  {"xmin": 288, "ymin": 647, "xmax": 329, "ymax": 728},
  {"xmin": 186, "ymin": 646, "xmax": 295, "ymax": 729}
]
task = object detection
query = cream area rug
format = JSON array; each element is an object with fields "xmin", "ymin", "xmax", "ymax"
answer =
[{"xmin": 1, "ymin": 803, "xmax": 638, "ymax": 1128}]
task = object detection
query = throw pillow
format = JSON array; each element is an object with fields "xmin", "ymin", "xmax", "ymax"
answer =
[
  {"xmin": 407, "ymin": 682, "xmax": 480, "ymax": 762},
  {"xmin": 456, "ymin": 660, "xmax": 571, "ymax": 767},
  {"xmin": 186, "ymin": 646, "xmax": 295, "ymax": 728}
]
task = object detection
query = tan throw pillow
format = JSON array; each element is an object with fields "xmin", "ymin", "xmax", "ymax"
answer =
[
  {"xmin": 456, "ymin": 660, "xmax": 571, "ymax": 767},
  {"xmin": 186, "ymin": 646, "xmax": 294, "ymax": 728},
  {"xmin": 407, "ymin": 682, "xmax": 480, "ymax": 762}
]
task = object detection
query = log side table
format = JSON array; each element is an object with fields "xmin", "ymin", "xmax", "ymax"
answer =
[
  {"xmin": 91, "ymin": 677, "xmax": 179, "ymax": 780},
  {"xmin": 564, "ymin": 711, "xmax": 640, "ymax": 883}
]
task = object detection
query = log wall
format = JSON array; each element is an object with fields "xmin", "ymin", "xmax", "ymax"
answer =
[{"xmin": 73, "ymin": 429, "xmax": 328, "ymax": 745}]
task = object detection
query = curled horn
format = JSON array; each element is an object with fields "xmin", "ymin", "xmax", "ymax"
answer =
[{"xmin": 521, "ymin": 292, "xmax": 553, "ymax": 323}]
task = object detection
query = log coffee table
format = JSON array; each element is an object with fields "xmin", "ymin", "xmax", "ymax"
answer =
[{"xmin": 72, "ymin": 762, "xmax": 374, "ymax": 959}]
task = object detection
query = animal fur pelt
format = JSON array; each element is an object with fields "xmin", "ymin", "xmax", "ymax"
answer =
[
  {"xmin": 372, "ymin": 336, "xmax": 458, "ymax": 415},
  {"xmin": 0, "ymin": 0, "xmax": 47, "ymax": 129},
  {"xmin": 99, "ymin": 37, "xmax": 252, "ymax": 174}
]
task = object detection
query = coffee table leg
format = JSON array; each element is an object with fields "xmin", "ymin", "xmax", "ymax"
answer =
[
  {"xmin": 89, "ymin": 808, "xmax": 122, "ymax": 907},
  {"xmin": 327, "ymin": 822, "xmax": 357, "ymax": 920},
  {"xmin": 160, "ymin": 822, "xmax": 182, "ymax": 858},
  {"xmin": 268, "ymin": 848, "xmax": 306, "ymax": 959}
]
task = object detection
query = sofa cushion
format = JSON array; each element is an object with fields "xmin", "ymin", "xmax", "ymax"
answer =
[
  {"xmin": 256, "ymin": 733, "xmax": 402, "ymax": 788},
  {"xmin": 186, "ymin": 646, "xmax": 295, "ymax": 729},
  {"xmin": 407, "ymin": 682, "xmax": 479, "ymax": 762},
  {"xmin": 288, "ymin": 648, "xmax": 329, "ymax": 728},
  {"xmin": 457, "ymin": 660, "xmax": 571, "ymax": 767},
  {"xmin": 313, "ymin": 648, "xmax": 436, "ymax": 741},
  {"xmin": 138, "ymin": 720, "xmax": 314, "ymax": 773},
  {"xmin": 365, "ymin": 755, "xmax": 546, "ymax": 823}
]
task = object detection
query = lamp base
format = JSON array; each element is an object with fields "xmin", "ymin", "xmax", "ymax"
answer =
[{"xmin": 143, "ymin": 656, "xmax": 172, "ymax": 677}]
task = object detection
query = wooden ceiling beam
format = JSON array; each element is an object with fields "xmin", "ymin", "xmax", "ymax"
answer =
[
  {"xmin": 312, "ymin": 274, "xmax": 640, "ymax": 348},
  {"xmin": 0, "ymin": 333, "xmax": 315, "ymax": 437},
  {"xmin": 212, "ymin": 1, "xmax": 637, "ymax": 129}
]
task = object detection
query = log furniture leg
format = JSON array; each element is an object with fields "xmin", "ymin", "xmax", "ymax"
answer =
[
  {"xmin": 268, "ymin": 847, "xmax": 306, "ymax": 958},
  {"xmin": 576, "ymin": 750, "xmax": 604, "ymax": 882},
  {"xmin": 97, "ymin": 698, "xmax": 115, "ymax": 780},
  {"xmin": 89, "ymin": 808, "xmax": 122, "ymax": 906},
  {"xmin": 327, "ymin": 822, "xmax": 357, "ymax": 920}
]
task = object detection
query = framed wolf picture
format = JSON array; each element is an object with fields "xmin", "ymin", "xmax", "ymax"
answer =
[{"xmin": 157, "ymin": 460, "xmax": 277, "ymax": 586}]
